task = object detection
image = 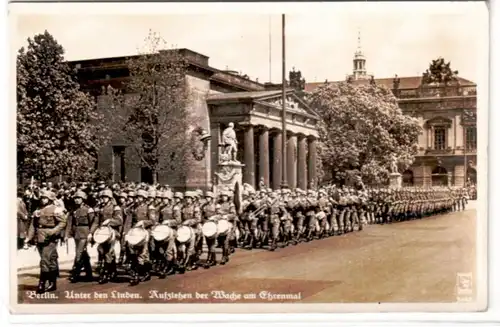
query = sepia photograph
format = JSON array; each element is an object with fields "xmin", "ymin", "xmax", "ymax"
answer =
[{"xmin": 10, "ymin": 1, "xmax": 488, "ymax": 314}]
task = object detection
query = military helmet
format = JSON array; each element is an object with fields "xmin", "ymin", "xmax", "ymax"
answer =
[
  {"xmin": 118, "ymin": 192, "xmax": 128, "ymax": 199},
  {"xmin": 136, "ymin": 190, "xmax": 148, "ymax": 198},
  {"xmin": 205, "ymin": 191, "xmax": 215, "ymax": 198},
  {"xmin": 100, "ymin": 189, "xmax": 113, "ymax": 199},
  {"xmin": 128, "ymin": 191, "xmax": 136, "ymax": 198},
  {"xmin": 174, "ymin": 192, "xmax": 184, "ymax": 199},
  {"xmin": 184, "ymin": 191, "xmax": 195, "ymax": 198},
  {"xmin": 164, "ymin": 191, "xmax": 173, "ymax": 200},
  {"xmin": 148, "ymin": 190, "xmax": 156, "ymax": 198},
  {"xmin": 40, "ymin": 189, "xmax": 56, "ymax": 201},
  {"xmin": 73, "ymin": 190, "xmax": 87, "ymax": 200}
]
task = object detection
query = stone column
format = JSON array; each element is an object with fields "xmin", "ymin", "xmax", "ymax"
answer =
[
  {"xmin": 307, "ymin": 137, "xmax": 317, "ymax": 189},
  {"xmin": 243, "ymin": 124, "xmax": 255, "ymax": 188},
  {"xmin": 272, "ymin": 130, "xmax": 282, "ymax": 190},
  {"xmin": 297, "ymin": 134, "xmax": 307, "ymax": 190},
  {"xmin": 258, "ymin": 126, "xmax": 270, "ymax": 189},
  {"xmin": 287, "ymin": 133, "xmax": 297, "ymax": 189}
]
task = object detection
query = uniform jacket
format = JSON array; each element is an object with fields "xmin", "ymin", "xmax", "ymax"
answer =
[
  {"xmin": 66, "ymin": 204, "xmax": 94, "ymax": 240},
  {"xmin": 27, "ymin": 204, "xmax": 67, "ymax": 244}
]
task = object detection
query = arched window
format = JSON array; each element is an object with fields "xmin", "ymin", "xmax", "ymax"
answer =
[
  {"xmin": 402, "ymin": 170, "xmax": 414, "ymax": 186},
  {"xmin": 431, "ymin": 166, "xmax": 448, "ymax": 186}
]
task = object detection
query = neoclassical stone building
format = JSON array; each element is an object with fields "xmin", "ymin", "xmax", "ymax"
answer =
[
  {"xmin": 305, "ymin": 41, "xmax": 478, "ymax": 187},
  {"xmin": 70, "ymin": 49, "xmax": 320, "ymax": 191}
]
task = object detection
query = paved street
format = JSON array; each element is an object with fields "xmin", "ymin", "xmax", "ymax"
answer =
[{"xmin": 17, "ymin": 205, "xmax": 476, "ymax": 304}]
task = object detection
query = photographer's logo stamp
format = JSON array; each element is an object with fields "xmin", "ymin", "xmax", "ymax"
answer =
[{"xmin": 456, "ymin": 272, "xmax": 473, "ymax": 302}]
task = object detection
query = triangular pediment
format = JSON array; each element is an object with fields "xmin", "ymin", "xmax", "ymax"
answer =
[{"xmin": 254, "ymin": 90, "xmax": 319, "ymax": 118}]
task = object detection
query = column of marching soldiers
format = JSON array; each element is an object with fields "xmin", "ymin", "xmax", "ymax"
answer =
[{"xmin": 18, "ymin": 181, "xmax": 470, "ymax": 295}]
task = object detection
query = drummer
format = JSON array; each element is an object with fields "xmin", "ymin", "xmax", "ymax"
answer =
[
  {"xmin": 218, "ymin": 190, "xmax": 237, "ymax": 263},
  {"xmin": 153, "ymin": 190, "xmax": 177, "ymax": 278},
  {"xmin": 201, "ymin": 191, "xmax": 217, "ymax": 268},
  {"xmin": 117, "ymin": 192, "xmax": 132, "ymax": 265},
  {"xmin": 179, "ymin": 191, "xmax": 201, "ymax": 271},
  {"xmin": 88, "ymin": 189, "xmax": 123, "ymax": 284},
  {"xmin": 127, "ymin": 189, "xmax": 156, "ymax": 285}
]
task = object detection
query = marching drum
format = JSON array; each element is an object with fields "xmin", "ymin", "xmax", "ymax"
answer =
[
  {"xmin": 202, "ymin": 221, "xmax": 218, "ymax": 239},
  {"xmin": 93, "ymin": 226, "xmax": 116, "ymax": 245},
  {"xmin": 125, "ymin": 227, "xmax": 149, "ymax": 247},
  {"xmin": 176, "ymin": 226, "xmax": 194, "ymax": 243},
  {"xmin": 216, "ymin": 219, "xmax": 231, "ymax": 236},
  {"xmin": 152, "ymin": 224, "xmax": 174, "ymax": 242}
]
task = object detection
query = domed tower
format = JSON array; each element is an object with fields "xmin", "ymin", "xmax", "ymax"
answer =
[{"xmin": 348, "ymin": 29, "xmax": 373, "ymax": 81}]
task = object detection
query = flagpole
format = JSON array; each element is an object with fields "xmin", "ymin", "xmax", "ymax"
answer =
[
  {"xmin": 281, "ymin": 13, "xmax": 288, "ymax": 189},
  {"xmin": 269, "ymin": 15, "xmax": 272, "ymax": 82}
]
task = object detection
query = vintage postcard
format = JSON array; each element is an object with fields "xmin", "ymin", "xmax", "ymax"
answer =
[{"xmin": 9, "ymin": 1, "xmax": 488, "ymax": 315}]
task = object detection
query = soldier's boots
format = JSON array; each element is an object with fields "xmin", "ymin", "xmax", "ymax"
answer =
[
  {"xmin": 269, "ymin": 239, "xmax": 277, "ymax": 251},
  {"xmin": 45, "ymin": 271, "xmax": 57, "ymax": 292},
  {"xmin": 129, "ymin": 268, "xmax": 140, "ymax": 286},
  {"xmin": 139, "ymin": 263, "xmax": 152, "ymax": 282},
  {"xmin": 36, "ymin": 272, "xmax": 47, "ymax": 294},
  {"xmin": 108, "ymin": 261, "xmax": 118, "ymax": 282},
  {"xmin": 220, "ymin": 248, "xmax": 229, "ymax": 265},
  {"xmin": 98, "ymin": 264, "xmax": 109, "ymax": 285},
  {"xmin": 117, "ymin": 253, "xmax": 125, "ymax": 265},
  {"xmin": 204, "ymin": 252, "xmax": 214, "ymax": 269},
  {"xmin": 83, "ymin": 259, "xmax": 93, "ymax": 282},
  {"xmin": 69, "ymin": 262, "xmax": 82, "ymax": 283}
]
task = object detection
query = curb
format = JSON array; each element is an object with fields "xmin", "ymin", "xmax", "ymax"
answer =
[{"xmin": 17, "ymin": 256, "xmax": 99, "ymax": 273}]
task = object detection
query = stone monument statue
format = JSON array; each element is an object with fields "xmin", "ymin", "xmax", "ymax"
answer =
[
  {"xmin": 222, "ymin": 122, "xmax": 238, "ymax": 162},
  {"xmin": 388, "ymin": 154, "xmax": 402, "ymax": 190},
  {"xmin": 390, "ymin": 154, "xmax": 399, "ymax": 174}
]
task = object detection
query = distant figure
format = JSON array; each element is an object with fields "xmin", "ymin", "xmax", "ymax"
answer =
[
  {"xmin": 222, "ymin": 122, "xmax": 238, "ymax": 161},
  {"xmin": 390, "ymin": 154, "xmax": 399, "ymax": 174}
]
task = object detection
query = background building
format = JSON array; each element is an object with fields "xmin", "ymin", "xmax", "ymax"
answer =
[
  {"xmin": 305, "ymin": 39, "xmax": 477, "ymax": 187},
  {"xmin": 70, "ymin": 49, "xmax": 320, "ymax": 191}
]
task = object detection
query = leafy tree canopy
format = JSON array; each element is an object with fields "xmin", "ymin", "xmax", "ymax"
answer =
[
  {"xmin": 309, "ymin": 82, "xmax": 422, "ymax": 186},
  {"xmin": 104, "ymin": 30, "xmax": 196, "ymax": 185},
  {"xmin": 17, "ymin": 30, "xmax": 109, "ymax": 181}
]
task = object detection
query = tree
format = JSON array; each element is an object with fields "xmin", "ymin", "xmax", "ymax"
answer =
[
  {"xmin": 309, "ymin": 82, "xmax": 422, "ymax": 186},
  {"xmin": 104, "ymin": 30, "xmax": 196, "ymax": 185},
  {"xmin": 422, "ymin": 57, "xmax": 459, "ymax": 85},
  {"xmin": 17, "ymin": 31, "xmax": 109, "ymax": 181}
]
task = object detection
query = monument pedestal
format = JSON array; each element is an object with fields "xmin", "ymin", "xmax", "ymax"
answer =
[
  {"xmin": 389, "ymin": 173, "xmax": 402, "ymax": 190},
  {"xmin": 214, "ymin": 160, "xmax": 244, "ymax": 192}
]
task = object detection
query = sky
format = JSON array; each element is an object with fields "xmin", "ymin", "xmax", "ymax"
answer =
[{"xmin": 12, "ymin": 2, "xmax": 488, "ymax": 84}]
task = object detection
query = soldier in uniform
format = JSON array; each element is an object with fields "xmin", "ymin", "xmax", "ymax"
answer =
[
  {"xmin": 89, "ymin": 189, "xmax": 123, "ymax": 284},
  {"xmin": 305, "ymin": 190, "xmax": 319, "ymax": 240},
  {"xmin": 293, "ymin": 189, "xmax": 307, "ymax": 242},
  {"xmin": 327, "ymin": 188, "xmax": 340, "ymax": 235},
  {"xmin": 280, "ymin": 189, "xmax": 295, "ymax": 246},
  {"xmin": 218, "ymin": 190, "xmax": 238, "ymax": 260},
  {"xmin": 317, "ymin": 189, "xmax": 331, "ymax": 238},
  {"xmin": 24, "ymin": 190, "xmax": 67, "ymax": 294},
  {"xmin": 240, "ymin": 190, "xmax": 259, "ymax": 249},
  {"xmin": 256, "ymin": 190, "xmax": 270, "ymax": 248},
  {"xmin": 268, "ymin": 191, "xmax": 286, "ymax": 250},
  {"xmin": 153, "ymin": 191, "xmax": 178, "ymax": 278},
  {"xmin": 179, "ymin": 191, "xmax": 201, "ymax": 271},
  {"xmin": 127, "ymin": 189, "xmax": 156, "ymax": 285},
  {"xmin": 65, "ymin": 190, "xmax": 94, "ymax": 283},
  {"xmin": 201, "ymin": 191, "xmax": 217, "ymax": 267},
  {"xmin": 117, "ymin": 192, "xmax": 132, "ymax": 265}
]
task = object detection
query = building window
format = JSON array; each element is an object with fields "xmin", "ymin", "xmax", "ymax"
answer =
[
  {"xmin": 434, "ymin": 127, "xmax": 446, "ymax": 150},
  {"xmin": 465, "ymin": 126, "xmax": 477, "ymax": 150}
]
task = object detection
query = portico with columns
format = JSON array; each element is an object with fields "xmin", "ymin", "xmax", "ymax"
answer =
[{"xmin": 207, "ymin": 89, "xmax": 320, "ymax": 190}]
